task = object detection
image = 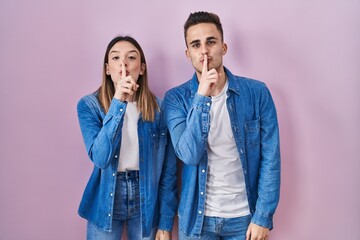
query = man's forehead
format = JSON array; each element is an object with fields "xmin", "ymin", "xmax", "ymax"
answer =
[{"xmin": 186, "ymin": 23, "xmax": 220, "ymax": 40}]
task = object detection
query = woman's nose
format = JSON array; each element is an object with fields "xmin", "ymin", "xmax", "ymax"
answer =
[{"xmin": 120, "ymin": 58, "xmax": 127, "ymax": 67}]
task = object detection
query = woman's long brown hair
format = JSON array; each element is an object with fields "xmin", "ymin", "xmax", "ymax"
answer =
[{"xmin": 97, "ymin": 36, "xmax": 158, "ymax": 121}]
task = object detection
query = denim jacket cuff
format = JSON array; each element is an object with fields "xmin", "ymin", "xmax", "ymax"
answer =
[
  {"xmin": 107, "ymin": 98, "xmax": 127, "ymax": 117},
  {"xmin": 192, "ymin": 93, "xmax": 211, "ymax": 113},
  {"xmin": 251, "ymin": 211, "xmax": 274, "ymax": 230},
  {"xmin": 158, "ymin": 215, "xmax": 175, "ymax": 231}
]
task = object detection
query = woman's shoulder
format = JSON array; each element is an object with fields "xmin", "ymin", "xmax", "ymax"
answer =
[{"xmin": 77, "ymin": 91, "xmax": 101, "ymax": 111}]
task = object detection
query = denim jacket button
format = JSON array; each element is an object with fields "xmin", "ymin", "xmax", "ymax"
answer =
[
  {"xmin": 200, "ymin": 192, "xmax": 204, "ymax": 195},
  {"xmin": 120, "ymin": 109, "xmax": 123, "ymax": 112},
  {"xmin": 108, "ymin": 214, "xmax": 111, "ymax": 217},
  {"xmin": 110, "ymin": 193, "xmax": 113, "ymax": 197},
  {"xmin": 114, "ymin": 155, "xmax": 118, "ymax": 158},
  {"xmin": 201, "ymin": 169, "xmax": 205, "ymax": 173},
  {"xmin": 198, "ymin": 210, "xmax": 202, "ymax": 214},
  {"xmin": 206, "ymin": 102, "xmax": 210, "ymax": 106},
  {"xmin": 112, "ymin": 173, "xmax": 116, "ymax": 177}
]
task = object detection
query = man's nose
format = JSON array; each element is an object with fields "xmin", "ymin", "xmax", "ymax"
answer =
[{"xmin": 201, "ymin": 44, "xmax": 209, "ymax": 55}]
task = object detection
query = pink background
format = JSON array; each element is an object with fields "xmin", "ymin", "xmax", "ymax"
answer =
[{"xmin": 0, "ymin": 0, "xmax": 359, "ymax": 239}]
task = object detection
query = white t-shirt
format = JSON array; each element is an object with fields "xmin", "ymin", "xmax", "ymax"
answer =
[
  {"xmin": 118, "ymin": 101, "xmax": 140, "ymax": 172},
  {"xmin": 205, "ymin": 81, "xmax": 250, "ymax": 218}
]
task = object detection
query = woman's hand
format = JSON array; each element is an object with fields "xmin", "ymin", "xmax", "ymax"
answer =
[{"xmin": 114, "ymin": 59, "xmax": 139, "ymax": 102}]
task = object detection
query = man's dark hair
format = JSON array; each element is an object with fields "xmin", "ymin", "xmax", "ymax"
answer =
[{"xmin": 184, "ymin": 11, "xmax": 224, "ymax": 46}]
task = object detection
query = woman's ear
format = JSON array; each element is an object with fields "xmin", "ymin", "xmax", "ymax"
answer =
[
  {"xmin": 140, "ymin": 63, "xmax": 146, "ymax": 75},
  {"xmin": 105, "ymin": 63, "xmax": 110, "ymax": 75}
]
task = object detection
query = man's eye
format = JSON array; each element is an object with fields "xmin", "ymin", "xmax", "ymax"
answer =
[
  {"xmin": 208, "ymin": 41, "xmax": 216, "ymax": 45},
  {"xmin": 192, "ymin": 43, "xmax": 200, "ymax": 48}
]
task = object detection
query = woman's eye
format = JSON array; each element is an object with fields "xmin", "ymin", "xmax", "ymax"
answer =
[
  {"xmin": 128, "ymin": 56, "xmax": 136, "ymax": 60},
  {"xmin": 112, "ymin": 56, "xmax": 120, "ymax": 60}
]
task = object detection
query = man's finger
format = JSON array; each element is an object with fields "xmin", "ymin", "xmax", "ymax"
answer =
[
  {"xmin": 245, "ymin": 227, "xmax": 251, "ymax": 240},
  {"xmin": 121, "ymin": 59, "xmax": 126, "ymax": 79},
  {"xmin": 202, "ymin": 54, "xmax": 208, "ymax": 73}
]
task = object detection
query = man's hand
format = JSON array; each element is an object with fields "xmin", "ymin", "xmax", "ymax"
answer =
[
  {"xmin": 246, "ymin": 222, "xmax": 269, "ymax": 240},
  {"xmin": 197, "ymin": 54, "xmax": 219, "ymax": 96},
  {"xmin": 155, "ymin": 229, "xmax": 172, "ymax": 240}
]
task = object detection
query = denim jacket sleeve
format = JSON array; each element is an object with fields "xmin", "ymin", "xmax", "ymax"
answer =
[
  {"xmin": 163, "ymin": 91, "xmax": 211, "ymax": 165},
  {"xmin": 250, "ymin": 84, "xmax": 281, "ymax": 229},
  {"xmin": 156, "ymin": 101, "xmax": 178, "ymax": 231},
  {"xmin": 77, "ymin": 96, "xmax": 127, "ymax": 169},
  {"xmin": 158, "ymin": 133, "xmax": 178, "ymax": 231}
]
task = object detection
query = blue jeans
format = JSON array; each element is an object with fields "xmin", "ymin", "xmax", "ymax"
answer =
[
  {"xmin": 87, "ymin": 171, "xmax": 154, "ymax": 240},
  {"xmin": 179, "ymin": 215, "xmax": 251, "ymax": 240}
]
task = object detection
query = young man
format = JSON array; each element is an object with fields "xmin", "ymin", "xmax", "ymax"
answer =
[{"xmin": 164, "ymin": 11, "xmax": 281, "ymax": 240}]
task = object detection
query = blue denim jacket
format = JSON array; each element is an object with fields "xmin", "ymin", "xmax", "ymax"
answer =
[
  {"xmin": 163, "ymin": 67, "xmax": 280, "ymax": 237},
  {"xmin": 77, "ymin": 92, "xmax": 178, "ymax": 237}
]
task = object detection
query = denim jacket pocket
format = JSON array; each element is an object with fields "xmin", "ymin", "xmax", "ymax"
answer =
[
  {"xmin": 244, "ymin": 118, "xmax": 260, "ymax": 148},
  {"xmin": 149, "ymin": 128, "xmax": 167, "ymax": 160}
]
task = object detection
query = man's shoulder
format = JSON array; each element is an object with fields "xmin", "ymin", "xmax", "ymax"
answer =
[
  {"xmin": 234, "ymin": 75, "xmax": 266, "ymax": 88},
  {"xmin": 165, "ymin": 79, "xmax": 192, "ymax": 96},
  {"xmin": 229, "ymin": 75, "xmax": 268, "ymax": 97},
  {"xmin": 225, "ymin": 67, "xmax": 266, "ymax": 91}
]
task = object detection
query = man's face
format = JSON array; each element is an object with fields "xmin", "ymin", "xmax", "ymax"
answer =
[{"xmin": 185, "ymin": 23, "xmax": 227, "ymax": 75}]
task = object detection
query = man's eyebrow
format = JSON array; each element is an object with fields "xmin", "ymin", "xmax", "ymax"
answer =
[
  {"xmin": 206, "ymin": 36, "xmax": 218, "ymax": 41},
  {"xmin": 189, "ymin": 39, "xmax": 200, "ymax": 45},
  {"xmin": 189, "ymin": 36, "xmax": 218, "ymax": 45}
]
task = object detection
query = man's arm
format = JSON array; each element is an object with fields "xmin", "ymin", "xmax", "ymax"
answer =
[
  {"xmin": 163, "ymin": 91, "xmax": 211, "ymax": 165},
  {"xmin": 252, "ymin": 84, "xmax": 281, "ymax": 229},
  {"xmin": 157, "ymin": 130, "xmax": 178, "ymax": 232}
]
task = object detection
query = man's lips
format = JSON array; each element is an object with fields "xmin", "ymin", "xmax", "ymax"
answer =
[{"xmin": 201, "ymin": 57, "xmax": 211, "ymax": 63}]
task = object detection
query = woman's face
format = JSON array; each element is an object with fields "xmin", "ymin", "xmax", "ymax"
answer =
[{"xmin": 106, "ymin": 41, "xmax": 145, "ymax": 84}]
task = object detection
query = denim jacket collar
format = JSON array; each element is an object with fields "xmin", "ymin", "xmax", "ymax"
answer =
[{"xmin": 189, "ymin": 67, "xmax": 241, "ymax": 97}]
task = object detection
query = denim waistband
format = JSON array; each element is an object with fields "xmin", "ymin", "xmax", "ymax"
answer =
[{"xmin": 117, "ymin": 170, "xmax": 139, "ymax": 179}]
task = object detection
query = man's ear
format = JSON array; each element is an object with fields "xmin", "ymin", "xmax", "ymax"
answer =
[
  {"xmin": 185, "ymin": 49, "xmax": 191, "ymax": 60},
  {"xmin": 222, "ymin": 43, "xmax": 228, "ymax": 56}
]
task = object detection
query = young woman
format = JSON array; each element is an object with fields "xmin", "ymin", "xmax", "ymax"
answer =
[{"xmin": 77, "ymin": 36, "xmax": 177, "ymax": 240}]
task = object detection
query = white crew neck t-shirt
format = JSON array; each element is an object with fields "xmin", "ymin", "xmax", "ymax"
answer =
[
  {"xmin": 118, "ymin": 101, "xmax": 140, "ymax": 172},
  {"xmin": 205, "ymin": 81, "xmax": 250, "ymax": 218}
]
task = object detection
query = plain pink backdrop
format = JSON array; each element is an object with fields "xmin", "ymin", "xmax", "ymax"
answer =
[{"xmin": 0, "ymin": 0, "xmax": 359, "ymax": 239}]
